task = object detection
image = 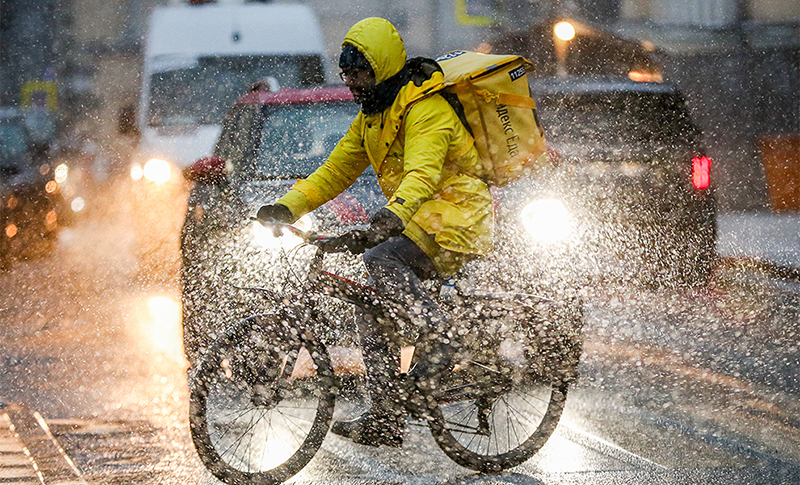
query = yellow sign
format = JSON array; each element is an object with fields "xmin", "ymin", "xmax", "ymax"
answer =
[
  {"xmin": 21, "ymin": 80, "xmax": 58, "ymax": 111},
  {"xmin": 455, "ymin": 0, "xmax": 493, "ymax": 26}
]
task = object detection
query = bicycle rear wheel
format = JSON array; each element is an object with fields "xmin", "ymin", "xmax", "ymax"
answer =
[
  {"xmin": 429, "ymin": 370, "xmax": 568, "ymax": 473},
  {"xmin": 428, "ymin": 296, "xmax": 582, "ymax": 473},
  {"xmin": 189, "ymin": 314, "xmax": 335, "ymax": 485}
]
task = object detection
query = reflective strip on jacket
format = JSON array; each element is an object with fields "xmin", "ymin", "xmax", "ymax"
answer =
[{"xmin": 277, "ymin": 18, "xmax": 493, "ymax": 276}]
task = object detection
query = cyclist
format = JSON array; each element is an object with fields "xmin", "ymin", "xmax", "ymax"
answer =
[{"xmin": 257, "ymin": 17, "xmax": 493, "ymax": 448}]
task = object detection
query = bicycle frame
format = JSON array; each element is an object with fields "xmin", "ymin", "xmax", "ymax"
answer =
[
  {"xmin": 245, "ymin": 223, "xmax": 584, "ymax": 378},
  {"xmin": 246, "ymin": 224, "xmax": 415, "ymax": 340}
]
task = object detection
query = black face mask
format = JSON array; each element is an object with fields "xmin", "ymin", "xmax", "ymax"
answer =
[
  {"xmin": 358, "ymin": 67, "xmax": 409, "ymax": 115},
  {"xmin": 358, "ymin": 58, "xmax": 443, "ymax": 115}
]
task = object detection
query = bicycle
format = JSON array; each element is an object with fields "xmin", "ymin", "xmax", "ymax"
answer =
[{"xmin": 188, "ymin": 222, "xmax": 583, "ymax": 485}]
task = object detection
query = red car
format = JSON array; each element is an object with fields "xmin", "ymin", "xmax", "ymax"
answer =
[{"xmin": 180, "ymin": 86, "xmax": 383, "ymax": 363}]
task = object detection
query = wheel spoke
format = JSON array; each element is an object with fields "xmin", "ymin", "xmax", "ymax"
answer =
[
  {"xmin": 218, "ymin": 407, "xmax": 261, "ymax": 466},
  {"xmin": 431, "ymin": 370, "xmax": 569, "ymax": 472}
]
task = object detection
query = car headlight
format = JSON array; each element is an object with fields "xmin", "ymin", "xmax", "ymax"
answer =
[
  {"xmin": 70, "ymin": 197, "xmax": 86, "ymax": 213},
  {"xmin": 142, "ymin": 158, "xmax": 172, "ymax": 184},
  {"xmin": 54, "ymin": 163, "xmax": 69, "ymax": 184},
  {"xmin": 520, "ymin": 199, "xmax": 572, "ymax": 244},
  {"xmin": 130, "ymin": 164, "xmax": 143, "ymax": 181},
  {"xmin": 251, "ymin": 214, "xmax": 315, "ymax": 249}
]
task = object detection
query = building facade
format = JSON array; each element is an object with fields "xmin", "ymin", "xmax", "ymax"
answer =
[{"xmin": 3, "ymin": 0, "xmax": 796, "ymax": 210}]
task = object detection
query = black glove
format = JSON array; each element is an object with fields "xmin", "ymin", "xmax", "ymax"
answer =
[
  {"xmin": 342, "ymin": 229, "xmax": 384, "ymax": 254},
  {"xmin": 312, "ymin": 208, "xmax": 404, "ymax": 255},
  {"xmin": 340, "ymin": 209, "xmax": 404, "ymax": 254},
  {"xmin": 369, "ymin": 207, "xmax": 404, "ymax": 239},
  {"xmin": 311, "ymin": 230, "xmax": 377, "ymax": 254},
  {"xmin": 256, "ymin": 204, "xmax": 293, "ymax": 224}
]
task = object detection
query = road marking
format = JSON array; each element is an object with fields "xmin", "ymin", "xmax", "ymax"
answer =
[
  {"xmin": 32, "ymin": 413, "xmax": 87, "ymax": 482},
  {"xmin": 0, "ymin": 411, "xmax": 43, "ymax": 485},
  {"xmin": 586, "ymin": 340, "xmax": 800, "ymax": 436},
  {"xmin": 321, "ymin": 434, "xmax": 413, "ymax": 483},
  {"xmin": 320, "ymin": 416, "xmax": 666, "ymax": 483},
  {"xmin": 3, "ymin": 406, "xmax": 89, "ymax": 485},
  {"xmin": 648, "ymin": 412, "xmax": 800, "ymax": 470}
]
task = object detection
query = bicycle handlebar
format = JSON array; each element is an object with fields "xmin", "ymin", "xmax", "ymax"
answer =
[{"xmin": 250, "ymin": 218, "xmax": 351, "ymax": 253}]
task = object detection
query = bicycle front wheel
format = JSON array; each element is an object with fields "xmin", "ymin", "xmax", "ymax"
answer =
[
  {"xmin": 429, "ymin": 374, "xmax": 568, "ymax": 473},
  {"xmin": 189, "ymin": 314, "xmax": 335, "ymax": 485}
]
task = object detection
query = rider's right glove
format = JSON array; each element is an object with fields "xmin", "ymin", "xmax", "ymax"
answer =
[
  {"xmin": 313, "ymin": 208, "xmax": 405, "ymax": 254},
  {"xmin": 369, "ymin": 207, "xmax": 404, "ymax": 240},
  {"xmin": 342, "ymin": 208, "xmax": 405, "ymax": 254},
  {"xmin": 314, "ymin": 229, "xmax": 383, "ymax": 254},
  {"xmin": 256, "ymin": 204, "xmax": 293, "ymax": 224},
  {"xmin": 340, "ymin": 229, "xmax": 383, "ymax": 254}
]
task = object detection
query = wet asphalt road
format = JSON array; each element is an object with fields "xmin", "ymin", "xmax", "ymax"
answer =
[{"xmin": 1, "ymin": 185, "xmax": 799, "ymax": 484}]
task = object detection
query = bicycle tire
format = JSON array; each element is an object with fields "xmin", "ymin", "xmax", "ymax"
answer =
[
  {"xmin": 429, "ymin": 374, "xmax": 568, "ymax": 473},
  {"xmin": 189, "ymin": 314, "xmax": 336, "ymax": 485}
]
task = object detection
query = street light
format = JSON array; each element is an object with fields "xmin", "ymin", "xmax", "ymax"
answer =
[
  {"xmin": 553, "ymin": 21, "xmax": 575, "ymax": 77},
  {"xmin": 554, "ymin": 21, "xmax": 575, "ymax": 41}
]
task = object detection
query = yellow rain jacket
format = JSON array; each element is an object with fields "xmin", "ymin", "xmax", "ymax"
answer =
[{"xmin": 277, "ymin": 17, "xmax": 493, "ymax": 276}]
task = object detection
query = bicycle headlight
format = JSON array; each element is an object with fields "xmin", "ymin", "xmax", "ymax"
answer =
[
  {"xmin": 520, "ymin": 199, "xmax": 572, "ymax": 244},
  {"xmin": 251, "ymin": 214, "xmax": 314, "ymax": 249}
]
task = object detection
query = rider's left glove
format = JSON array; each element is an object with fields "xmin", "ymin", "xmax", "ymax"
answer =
[{"xmin": 256, "ymin": 204, "xmax": 293, "ymax": 224}]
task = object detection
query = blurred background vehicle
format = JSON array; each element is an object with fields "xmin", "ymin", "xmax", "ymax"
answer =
[
  {"xmin": 0, "ymin": 108, "xmax": 65, "ymax": 268},
  {"xmin": 495, "ymin": 77, "xmax": 716, "ymax": 288},
  {"xmin": 180, "ymin": 85, "xmax": 383, "ymax": 363},
  {"xmin": 180, "ymin": 74, "xmax": 718, "ymax": 361},
  {"xmin": 127, "ymin": 2, "xmax": 327, "ymax": 274}
]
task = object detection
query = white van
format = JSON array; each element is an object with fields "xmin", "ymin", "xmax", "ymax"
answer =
[
  {"xmin": 128, "ymin": 2, "xmax": 325, "ymax": 271},
  {"xmin": 131, "ymin": 1, "xmax": 326, "ymax": 182}
]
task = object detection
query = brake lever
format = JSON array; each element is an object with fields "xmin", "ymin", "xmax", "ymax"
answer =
[{"xmin": 250, "ymin": 216, "xmax": 359, "ymax": 253}]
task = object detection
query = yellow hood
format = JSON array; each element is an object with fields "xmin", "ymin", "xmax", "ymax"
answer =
[{"xmin": 342, "ymin": 17, "xmax": 407, "ymax": 84}]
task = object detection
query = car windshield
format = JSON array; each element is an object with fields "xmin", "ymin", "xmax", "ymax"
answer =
[
  {"xmin": 536, "ymin": 91, "xmax": 699, "ymax": 148},
  {"xmin": 147, "ymin": 55, "xmax": 323, "ymax": 127},
  {"xmin": 251, "ymin": 102, "xmax": 359, "ymax": 179},
  {"xmin": 0, "ymin": 121, "xmax": 31, "ymax": 181},
  {"xmin": 0, "ymin": 121, "xmax": 30, "ymax": 162}
]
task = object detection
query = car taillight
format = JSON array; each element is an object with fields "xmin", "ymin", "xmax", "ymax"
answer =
[{"xmin": 692, "ymin": 155, "xmax": 711, "ymax": 190}]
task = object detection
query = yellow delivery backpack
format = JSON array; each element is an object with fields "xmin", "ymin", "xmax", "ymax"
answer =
[{"xmin": 435, "ymin": 51, "xmax": 550, "ymax": 187}]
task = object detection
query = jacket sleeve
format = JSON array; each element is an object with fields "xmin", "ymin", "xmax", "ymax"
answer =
[
  {"xmin": 277, "ymin": 115, "xmax": 370, "ymax": 219},
  {"xmin": 387, "ymin": 96, "xmax": 454, "ymax": 224}
]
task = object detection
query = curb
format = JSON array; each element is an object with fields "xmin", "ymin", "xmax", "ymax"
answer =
[
  {"xmin": 2, "ymin": 405, "xmax": 88, "ymax": 485},
  {"xmin": 719, "ymin": 256, "xmax": 800, "ymax": 285}
]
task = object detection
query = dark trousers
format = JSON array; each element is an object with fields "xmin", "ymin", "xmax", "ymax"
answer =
[{"xmin": 357, "ymin": 236, "xmax": 456, "ymax": 413}]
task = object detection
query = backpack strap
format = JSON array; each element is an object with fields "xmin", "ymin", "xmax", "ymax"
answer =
[
  {"xmin": 497, "ymin": 92, "xmax": 536, "ymax": 109},
  {"xmin": 472, "ymin": 89, "xmax": 537, "ymax": 110}
]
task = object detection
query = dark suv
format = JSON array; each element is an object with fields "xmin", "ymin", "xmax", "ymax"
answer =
[
  {"xmin": 1, "ymin": 108, "xmax": 63, "ymax": 268},
  {"xmin": 496, "ymin": 77, "xmax": 716, "ymax": 287},
  {"xmin": 180, "ymin": 86, "xmax": 384, "ymax": 363}
]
